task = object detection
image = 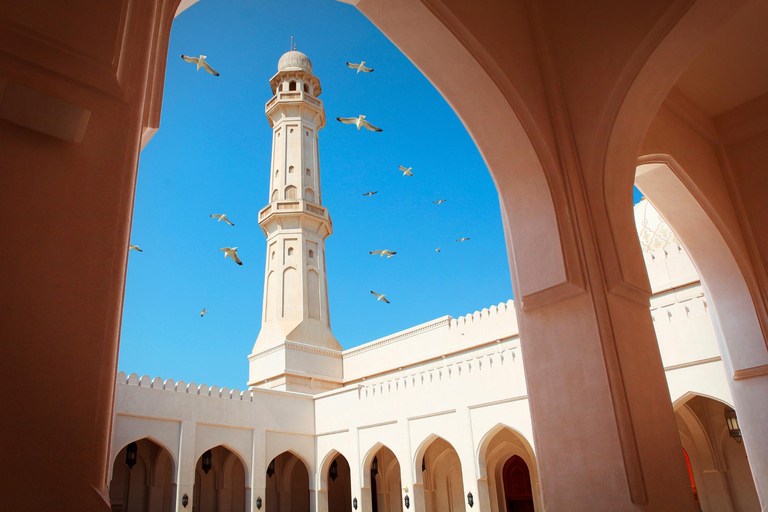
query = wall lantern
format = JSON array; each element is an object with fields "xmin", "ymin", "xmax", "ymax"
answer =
[
  {"xmin": 467, "ymin": 492, "xmax": 474, "ymax": 508},
  {"xmin": 353, "ymin": 497, "xmax": 358, "ymax": 510},
  {"xmin": 256, "ymin": 497, "xmax": 262, "ymax": 509},
  {"xmin": 267, "ymin": 460, "xmax": 275, "ymax": 478},
  {"xmin": 201, "ymin": 450, "xmax": 213, "ymax": 474},
  {"xmin": 404, "ymin": 495, "xmax": 410, "ymax": 509},
  {"xmin": 724, "ymin": 406, "xmax": 742, "ymax": 444},
  {"xmin": 125, "ymin": 442, "xmax": 138, "ymax": 470},
  {"xmin": 371, "ymin": 456, "xmax": 379, "ymax": 476},
  {"xmin": 329, "ymin": 459, "xmax": 338, "ymax": 482},
  {"xmin": 181, "ymin": 494, "xmax": 189, "ymax": 508}
]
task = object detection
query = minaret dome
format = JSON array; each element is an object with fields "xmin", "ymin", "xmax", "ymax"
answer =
[{"xmin": 277, "ymin": 50, "xmax": 313, "ymax": 74}]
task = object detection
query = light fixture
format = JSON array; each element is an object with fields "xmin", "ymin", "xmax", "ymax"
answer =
[
  {"xmin": 256, "ymin": 497, "xmax": 262, "ymax": 509},
  {"xmin": 330, "ymin": 459, "xmax": 338, "ymax": 482},
  {"xmin": 202, "ymin": 450, "xmax": 212, "ymax": 474},
  {"xmin": 371, "ymin": 456, "xmax": 378, "ymax": 476},
  {"xmin": 125, "ymin": 442, "xmax": 138, "ymax": 470},
  {"xmin": 267, "ymin": 460, "xmax": 275, "ymax": 478},
  {"xmin": 467, "ymin": 492, "xmax": 474, "ymax": 508},
  {"xmin": 724, "ymin": 406, "xmax": 742, "ymax": 444},
  {"xmin": 353, "ymin": 497, "xmax": 358, "ymax": 510},
  {"xmin": 182, "ymin": 494, "xmax": 189, "ymax": 508},
  {"xmin": 404, "ymin": 495, "xmax": 410, "ymax": 509}
]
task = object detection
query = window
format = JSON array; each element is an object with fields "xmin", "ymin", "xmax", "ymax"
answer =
[
  {"xmin": 287, "ymin": 247, "xmax": 294, "ymax": 256},
  {"xmin": 303, "ymin": 83, "xmax": 309, "ymax": 93},
  {"xmin": 308, "ymin": 250, "xmax": 314, "ymax": 259},
  {"xmin": 285, "ymin": 186, "xmax": 297, "ymax": 199},
  {"xmin": 288, "ymin": 81, "xmax": 296, "ymax": 91},
  {"xmin": 271, "ymin": 190, "xmax": 278, "ymax": 202},
  {"xmin": 305, "ymin": 188, "xmax": 315, "ymax": 203}
]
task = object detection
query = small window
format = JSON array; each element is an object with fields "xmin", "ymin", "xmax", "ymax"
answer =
[
  {"xmin": 275, "ymin": 169, "xmax": 279, "ymax": 176},
  {"xmin": 305, "ymin": 188, "xmax": 315, "ymax": 203},
  {"xmin": 308, "ymin": 250, "xmax": 314, "ymax": 259},
  {"xmin": 303, "ymin": 83, "xmax": 309, "ymax": 93},
  {"xmin": 287, "ymin": 247, "xmax": 294, "ymax": 256},
  {"xmin": 279, "ymin": 83, "xmax": 284, "ymax": 91},
  {"xmin": 289, "ymin": 81, "xmax": 297, "ymax": 91},
  {"xmin": 271, "ymin": 251, "xmax": 275, "ymax": 260},
  {"xmin": 305, "ymin": 168, "xmax": 310, "ymax": 176},
  {"xmin": 285, "ymin": 186, "xmax": 297, "ymax": 199},
  {"xmin": 289, "ymin": 166, "xmax": 294, "ymax": 173},
  {"xmin": 271, "ymin": 190, "xmax": 278, "ymax": 202}
]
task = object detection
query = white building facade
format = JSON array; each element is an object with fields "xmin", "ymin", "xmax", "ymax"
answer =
[{"xmin": 108, "ymin": 52, "xmax": 759, "ymax": 512}]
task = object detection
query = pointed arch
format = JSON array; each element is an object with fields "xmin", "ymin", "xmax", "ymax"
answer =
[{"xmin": 476, "ymin": 423, "xmax": 536, "ymax": 480}]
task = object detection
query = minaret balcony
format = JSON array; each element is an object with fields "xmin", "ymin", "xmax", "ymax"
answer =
[
  {"xmin": 258, "ymin": 200, "xmax": 333, "ymax": 237},
  {"xmin": 265, "ymin": 91, "xmax": 323, "ymax": 116}
]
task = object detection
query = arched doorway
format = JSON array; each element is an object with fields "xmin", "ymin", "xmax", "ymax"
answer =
[
  {"xmin": 193, "ymin": 445, "xmax": 247, "ymax": 512},
  {"xmin": 109, "ymin": 438, "xmax": 175, "ymax": 512},
  {"xmin": 320, "ymin": 452, "xmax": 351, "ymax": 512},
  {"xmin": 363, "ymin": 445, "xmax": 402, "ymax": 512},
  {"xmin": 417, "ymin": 437, "xmax": 464, "ymax": 512},
  {"xmin": 266, "ymin": 451, "xmax": 310, "ymax": 512},
  {"xmin": 502, "ymin": 456, "xmax": 534, "ymax": 512}
]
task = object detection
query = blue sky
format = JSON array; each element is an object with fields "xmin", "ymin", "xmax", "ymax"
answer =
[{"xmin": 119, "ymin": 0, "xmax": 643, "ymax": 389}]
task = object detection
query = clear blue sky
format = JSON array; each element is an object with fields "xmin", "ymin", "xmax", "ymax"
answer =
[{"xmin": 119, "ymin": 0, "xmax": 644, "ymax": 389}]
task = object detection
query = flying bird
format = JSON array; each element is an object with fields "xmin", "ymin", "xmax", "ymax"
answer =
[
  {"xmin": 370, "ymin": 291, "xmax": 390, "ymax": 304},
  {"xmin": 346, "ymin": 61, "xmax": 374, "ymax": 73},
  {"xmin": 456, "ymin": 237, "xmax": 470, "ymax": 242},
  {"xmin": 436, "ymin": 247, "xmax": 441, "ymax": 252},
  {"xmin": 363, "ymin": 191, "xmax": 378, "ymax": 196},
  {"xmin": 370, "ymin": 250, "xmax": 397, "ymax": 258},
  {"xmin": 218, "ymin": 247, "xmax": 243, "ymax": 265},
  {"xmin": 210, "ymin": 213, "xmax": 235, "ymax": 226},
  {"xmin": 180, "ymin": 54, "xmax": 220, "ymax": 76},
  {"xmin": 129, "ymin": 244, "xmax": 143, "ymax": 252},
  {"xmin": 336, "ymin": 115, "xmax": 382, "ymax": 132},
  {"xmin": 398, "ymin": 165, "xmax": 413, "ymax": 176},
  {"xmin": 433, "ymin": 199, "xmax": 446, "ymax": 204},
  {"xmin": 200, "ymin": 308, "xmax": 208, "ymax": 318}
]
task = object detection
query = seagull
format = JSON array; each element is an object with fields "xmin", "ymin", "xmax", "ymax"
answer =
[
  {"xmin": 370, "ymin": 250, "xmax": 397, "ymax": 258},
  {"xmin": 180, "ymin": 54, "xmax": 220, "ymax": 76},
  {"xmin": 129, "ymin": 244, "xmax": 143, "ymax": 252},
  {"xmin": 456, "ymin": 237, "xmax": 470, "ymax": 242},
  {"xmin": 363, "ymin": 191, "xmax": 378, "ymax": 196},
  {"xmin": 210, "ymin": 213, "xmax": 235, "ymax": 226},
  {"xmin": 336, "ymin": 115, "xmax": 382, "ymax": 132},
  {"xmin": 218, "ymin": 247, "xmax": 243, "ymax": 265},
  {"xmin": 200, "ymin": 308, "xmax": 208, "ymax": 318},
  {"xmin": 436, "ymin": 247, "xmax": 441, "ymax": 252},
  {"xmin": 433, "ymin": 199, "xmax": 446, "ymax": 204},
  {"xmin": 398, "ymin": 165, "xmax": 413, "ymax": 176},
  {"xmin": 346, "ymin": 61, "xmax": 374, "ymax": 73},
  {"xmin": 370, "ymin": 291, "xmax": 390, "ymax": 304}
]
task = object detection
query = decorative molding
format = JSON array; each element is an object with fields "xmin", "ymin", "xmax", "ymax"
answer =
[
  {"xmin": 343, "ymin": 317, "xmax": 452, "ymax": 357},
  {"xmin": 663, "ymin": 356, "xmax": 721, "ymax": 372},
  {"xmin": 316, "ymin": 429, "xmax": 349, "ymax": 437},
  {"xmin": 519, "ymin": 281, "xmax": 584, "ymax": 311},
  {"xmin": 467, "ymin": 395, "xmax": 528, "ymax": 409},
  {"xmin": 358, "ymin": 420, "xmax": 397, "ymax": 430},
  {"xmin": 733, "ymin": 363, "xmax": 768, "ymax": 381},
  {"xmin": 407, "ymin": 409, "xmax": 455, "ymax": 421}
]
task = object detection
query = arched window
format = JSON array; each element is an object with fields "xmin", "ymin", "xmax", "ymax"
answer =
[
  {"xmin": 308, "ymin": 250, "xmax": 314, "ymax": 259},
  {"xmin": 305, "ymin": 168, "xmax": 311, "ymax": 176},
  {"xmin": 287, "ymin": 247, "xmax": 294, "ymax": 256},
  {"xmin": 289, "ymin": 81, "xmax": 297, "ymax": 91},
  {"xmin": 289, "ymin": 166, "xmax": 294, "ymax": 173},
  {"xmin": 305, "ymin": 188, "xmax": 315, "ymax": 203},
  {"xmin": 285, "ymin": 186, "xmax": 297, "ymax": 200},
  {"xmin": 271, "ymin": 189, "xmax": 278, "ymax": 202},
  {"xmin": 303, "ymin": 83, "xmax": 309, "ymax": 93}
]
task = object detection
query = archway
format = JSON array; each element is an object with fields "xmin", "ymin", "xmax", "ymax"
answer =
[
  {"xmin": 193, "ymin": 445, "xmax": 247, "ymax": 512},
  {"xmin": 675, "ymin": 394, "xmax": 760, "ymax": 512},
  {"xmin": 362, "ymin": 445, "xmax": 402, "ymax": 512},
  {"xmin": 477, "ymin": 425, "xmax": 540, "ymax": 512},
  {"xmin": 266, "ymin": 451, "xmax": 310, "ymax": 512},
  {"xmin": 109, "ymin": 438, "xmax": 175, "ymax": 512},
  {"xmin": 318, "ymin": 451, "xmax": 352, "ymax": 512},
  {"xmin": 416, "ymin": 436, "xmax": 465, "ymax": 512}
]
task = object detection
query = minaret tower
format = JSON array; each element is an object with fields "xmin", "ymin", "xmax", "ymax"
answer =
[{"xmin": 248, "ymin": 49, "xmax": 342, "ymax": 394}]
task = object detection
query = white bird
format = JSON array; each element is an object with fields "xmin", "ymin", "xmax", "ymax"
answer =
[
  {"xmin": 433, "ymin": 199, "xmax": 446, "ymax": 204},
  {"xmin": 456, "ymin": 237, "xmax": 470, "ymax": 242},
  {"xmin": 210, "ymin": 213, "xmax": 235, "ymax": 226},
  {"xmin": 336, "ymin": 115, "xmax": 382, "ymax": 132},
  {"xmin": 399, "ymin": 165, "xmax": 413, "ymax": 176},
  {"xmin": 370, "ymin": 250, "xmax": 397, "ymax": 258},
  {"xmin": 363, "ymin": 191, "xmax": 378, "ymax": 196},
  {"xmin": 180, "ymin": 54, "xmax": 220, "ymax": 76},
  {"xmin": 218, "ymin": 247, "xmax": 243, "ymax": 265},
  {"xmin": 200, "ymin": 308, "xmax": 208, "ymax": 318},
  {"xmin": 370, "ymin": 291, "xmax": 390, "ymax": 304},
  {"xmin": 346, "ymin": 61, "xmax": 374, "ymax": 73},
  {"xmin": 129, "ymin": 244, "xmax": 143, "ymax": 252},
  {"xmin": 436, "ymin": 247, "xmax": 441, "ymax": 252}
]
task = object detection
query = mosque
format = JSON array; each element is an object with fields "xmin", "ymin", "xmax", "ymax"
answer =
[
  {"xmin": 105, "ymin": 50, "xmax": 759, "ymax": 512},
  {"xmin": 3, "ymin": 1, "xmax": 768, "ymax": 511}
]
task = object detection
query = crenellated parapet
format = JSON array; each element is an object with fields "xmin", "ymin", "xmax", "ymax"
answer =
[{"xmin": 116, "ymin": 371, "xmax": 255, "ymax": 401}]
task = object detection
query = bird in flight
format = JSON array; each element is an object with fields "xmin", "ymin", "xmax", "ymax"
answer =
[
  {"xmin": 129, "ymin": 244, "xmax": 143, "ymax": 252},
  {"xmin": 218, "ymin": 247, "xmax": 243, "ymax": 265},
  {"xmin": 180, "ymin": 54, "xmax": 220, "ymax": 76},
  {"xmin": 433, "ymin": 199, "xmax": 446, "ymax": 204},
  {"xmin": 456, "ymin": 237, "xmax": 470, "ymax": 242},
  {"xmin": 336, "ymin": 115, "xmax": 383, "ymax": 132},
  {"xmin": 370, "ymin": 291, "xmax": 390, "ymax": 304},
  {"xmin": 370, "ymin": 250, "xmax": 397, "ymax": 258},
  {"xmin": 210, "ymin": 213, "xmax": 235, "ymax": 226},
  {"xmin": 399, "ymin": 165, "xmax": 413, "ymax": 177},
  {"xmin": 346, "ymin": 61, "xmax": 374, "ymax": 73},
  {"xmin": 436, "ymin": 247, "xmax": 441, "ymax": 252},
  {"xmin": 363, "ymin": 191, "xmax": 378, "ymax": 196},
  {"xmin": 200, "ymin": 308, "xmax": 208, "ymax": 318}
]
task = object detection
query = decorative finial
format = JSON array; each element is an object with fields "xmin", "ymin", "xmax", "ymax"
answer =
[{"xmin": 290, "ymin": 36, "xmax": 294, "ymax": 51}]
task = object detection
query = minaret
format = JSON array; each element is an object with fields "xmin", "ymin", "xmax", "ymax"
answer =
[{"xmin": 248, "ymin": 49, "xmax": 342, "ymax": 394}]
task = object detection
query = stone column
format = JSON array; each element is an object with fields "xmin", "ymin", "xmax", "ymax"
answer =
[{"xmin": 176, "ymin": 420, "xmax": 197, "ymax": 512}]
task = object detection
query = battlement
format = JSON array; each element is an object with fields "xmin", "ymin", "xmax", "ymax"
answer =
[{"xmin": 116, "ymin": 371, "xmax": 254, "ymax": 401}]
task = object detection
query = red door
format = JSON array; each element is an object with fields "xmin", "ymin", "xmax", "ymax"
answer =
[{"xmin": 503, "ymin": 456, "xmax": 535, "ymax": 512}]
